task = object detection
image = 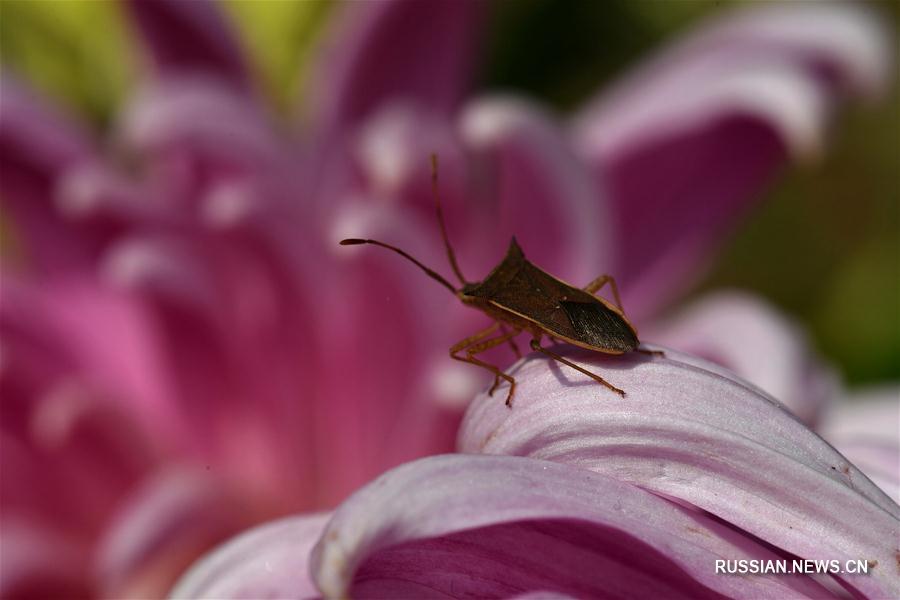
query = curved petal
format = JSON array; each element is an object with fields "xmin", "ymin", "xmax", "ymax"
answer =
[
  {"xmin": 349, "ymin": 97, "xmax": 615, "ymax": 289},
  {"xmin": 458, "ymin": 347, "xmax": 899, "ymax": 598},
  {"xmin": 5, "ymin": 384, "xmax": 158, "ymax": 535},
  {"xmin": 321, "ymin": 204, "xmax": 465, "ymax": 499},
  {"xmin": 121, "ymin": 0, "xmax": 250, "ymax": 89},
  {"xmin": 570, "ymin": 2, "xmax": 894, "ymax": 318},
  {"xmin": 0, "ymin": 275, "xmax": 178, "ymax": 440},
  {"xmin": 95, "ymin": 468, "xmax": 252, "ymax": 599},
  {"xmin": 353, "ymin": 102, "xmax": 468, "ymax": 214},
  {"xmin": 575, "ymin": 65, "xmax": 815, "ymax": 319},
  {"xmin": 101, "ymin": 230, "xmax": 323, "ymax": 503},
  {"xmin": 511, "ymin": 593, "xmax": 579, "ymax": 600},
  {"xmin": 168, "ymin": 513, "xmax": 330, "ymax": 599},
  {"xmin": 310, "ymin": 454, "xmax": 832, "ymax": 599},
  {"xmin": 308, "ymin": 0, "xmax": 484, "ymax": 132},
  {"xmin": 458, "ymin": 97, "xmax": 613, "ymax": 286},
  {"xmin": 0, "ymin": 74, "xmax": 92, "ymax": 171},
  {"xmin": 647, "ymin": 291, "xmax": 839, "ymax": 426},
  {"xmin": 819, "ymin": 386, "xmax": 900, "ymax": 503},
  {"xmin": 677, "ymin": 2, "xmax": 893, "ymax": 99},
  {"xmin": 56, "ymin": 162, "xmax": 171, "ymax": 229},
  {"xmin": 0, "ymin": 520, "xmax": 91, "ymax": 599},
  {"xmin": 0, "ymin": 75, "xmax": 96, "ymax": 272},
  {"xmin": 117, "ymin": 78, "xmax": 282, "ymax": 185}
]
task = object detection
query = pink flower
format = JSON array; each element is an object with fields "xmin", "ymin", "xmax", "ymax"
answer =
[
  {"xmin": 172, "ymin": 344, "xmax": 899, "ymax": 598},
  {"xmin": 1, "ymin": 0, "xmax": 893, "ymax": 598}
]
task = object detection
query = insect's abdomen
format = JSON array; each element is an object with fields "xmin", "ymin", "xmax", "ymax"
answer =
[{"xmin": 560, "ymin": 301, "xmax": 638, "ymax": 352}]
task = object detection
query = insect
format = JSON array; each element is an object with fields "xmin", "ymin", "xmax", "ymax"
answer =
[{"xmin": 340, "ymin": 155, "xmax": 659, "ymax": 407}]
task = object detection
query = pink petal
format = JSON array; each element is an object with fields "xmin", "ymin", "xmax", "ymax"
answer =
[
  {"xmin": 321, "ymin": 204, "xmax": 465, "ymax": 499},
  {"xmin": 510, "ymin": 593, "xmax": 579, "ymax": 600},
  {"xmin": 0, "ymin": 519, "xmax": 91, "ymax": 599},
  {"xmin": 55, "ymin": 162, "xmax": 174, "ymax": 234},
  {"xmin": 511, "ymin": 594, "xmax": 580, "ymax": 600},
  {"xmin": 169, "ymin": 513, "xmax": 330, "ymax": 599},
  {"xmin": 819, "ymin": 386, "xmax": 900, "ymax": 503},
  {"xmin": 0, "ymin": 75, "xmax": 96, "ymax": 272},
  {"xmin": 458, "ymin": 346, "xmax": 899, "ymax": 598},
  {"xmin": 0, "ymin": 75, "xmax": 91, "ymax": 171},
  {"xmin": 570, "ymin": 2, "xmax": 894, "ymax": 318},
  {"xmin": 646, "ymin": 291, "xmax": 839, "ymax": 426},
  {"xmin": 308, "ymin": 0, "xmax": 484, "ymax": 132},
  {"xmin": 117, "ymin": 78, "xmax": 282, "ymax": 189},
  {"xmin": 95, "ymin": 468, "xmax": 252, "ymax": 598},
  {"xmin": 101, "ymin": 232, "xmax": 321, "ymax": 501},
  {"xmin": 122, "ymin": 0, "xmax": 250, "ymax": 89},
  {"xmin": 353, "ymin": 102, "xmax": 468, "ymax": 216},
  {"xmin": 679, "ymin": 2, "xmax": 893, "ymax": 99},
  {"xmin": 352, "ymin": 97, "xmax": 614, "ymax": 286},
  {"xmin": 310, "ymin": 454, "xmax": 831, "ymax": 599},
  {"xmin": 458, "ymin": 97, "xmax": 614, "ymax": 286},
  {"xmin": 0, "ymin": 384, "xmax": 158, "ymax": 537},
  {"xmin": 0, "ymin": 276, "xmax": 179, "ymax": 441},
  {"xmin": 100, "ymin": 233, "xmax": 253, "ymax": 457}
]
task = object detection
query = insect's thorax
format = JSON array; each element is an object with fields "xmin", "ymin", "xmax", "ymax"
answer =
[{"xmin": 458, "ymin": 241, "xmax": 639, "ymax": 353}]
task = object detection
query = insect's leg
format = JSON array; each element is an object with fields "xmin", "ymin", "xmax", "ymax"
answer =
[
  {"xmin": 582, "ymin": 274, "xmax": 623, "ymax": 312},
  {"xmin": 499, "ymin": 324, "xmax": 522, "ymax": 358},
  {"xmin": 450, "ymin": 323, "xmax": 501, "ymax": 389},
  {"xmin": 449, "ymin": 323, "xmax": 500, "ymax": 356},
  {"xmin": 466, "ymin": 328, "xmax": 521, "ymax": 396},
  {"xmin": 451, "ymin": 329, "xmax": 520, "ymax": 407},
  {"xmin": 530, "ymin": 339, "xmax": 625, "ymax": 397},
  {"xmin": 450, "ymin": 351, "xmax": 517, "ymax": 406}
]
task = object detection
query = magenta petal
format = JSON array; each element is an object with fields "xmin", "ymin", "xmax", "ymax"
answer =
[
  {"xmin": 95, "ymin": 468, "xmax": 250, "ymax": 597},
  {"xmin": 510, "ymin": 594, "xmax": 580, "ymax": 600},
  {"xmin": 0, "ymin": 75, "xmax": 96, "ymax": 271},
  {"xmin": 55, "ymin": 161, "xmax": 174, "ymax": 237},
  {"xmin": 310, "ymin": 454, "xmax": 831, "ymax": 599},
  {"xmin": 509, "ymin": 593, "xmax": 579, "ymax": 600},
  {"xmin": 122, "ymin": 0, "xmax": 250, "ymax": 88},
  {"xmin": 353, "ymin": 103, "xmax": 469, "ymax": 212},
  {"xmin": 0, "ymin": 276, "xmax": 178, "ymax": 437},
  {"xmin": 647, "ymin": 291, "xmax": 839, "ymax": 426},
  {"xmin": 0, "ymin": 520, "xmax": 90, "ymax": 599},
  {"xmin": 570, "ymin": 3, "xmax": 894, "ymax": 318},
  {"xmin": 100, "ymin": 234, "xmax": 278, "ymax": 465},
  {"xmin": 8, "ymin": 384, "xmax": 158, "ymax": 535},
  {"xmin": 309, "ymin": 0, "xmax": 484, "ymax": 132},
  {"xmin": 118, "ymin": 78, "xmax": 281, "ymax": 176},
  {"xmin": 0, "ymin": 75, "xmax": 92, "ymax": 171},
  {"xmin": 320, "ymin": 204, "xmax": 465, "ymax": 499},
  {"xmin": 458, "ymin": 346, "xmax": 899, "ymax": 598},
  {"xmin": 677, "ymin": 2, "xmax": 894, "ymax": 99},
  {"xmin": 458, "ymin": 97, "xmax": 614, "ymax": 285},
  {"xmin": 169, "ymin": 513, "xmax": 330, "ymax": 599}
]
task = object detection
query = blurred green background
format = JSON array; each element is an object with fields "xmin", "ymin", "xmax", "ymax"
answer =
[{"xmin": 1, "ymin": 0, "xmax": 897, "ymax": 385}]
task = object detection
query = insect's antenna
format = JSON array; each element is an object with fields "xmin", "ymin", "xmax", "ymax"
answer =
[
  {"xmin": 339, "ymin": 239, "xmax": 458, "ymax": 294},
  {"xmin": 430, "ymin": 154, "xmax": 467, "ymax": 285}
]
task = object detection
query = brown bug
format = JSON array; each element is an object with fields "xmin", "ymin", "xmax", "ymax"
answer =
[{"xmin": 340, "ymin": 155, "xmax": 658, "ymax": 407}]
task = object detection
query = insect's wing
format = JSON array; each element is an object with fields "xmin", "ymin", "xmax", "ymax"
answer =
[
  {"xmin": 483, "ymin": 262, "xmax": 578, "ymax": 330},
  {"xmin": 559, "ymin": 300, "xmax": 638, "ymax": 352}
]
